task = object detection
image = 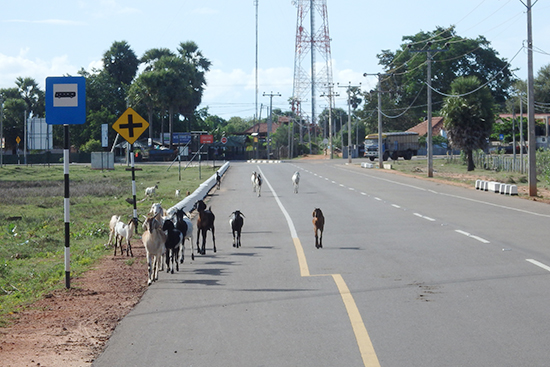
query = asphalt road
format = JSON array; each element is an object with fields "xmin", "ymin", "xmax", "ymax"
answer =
[{"xmin": 93, "ymin": 159, "xmax": 550, "ymax": 367}]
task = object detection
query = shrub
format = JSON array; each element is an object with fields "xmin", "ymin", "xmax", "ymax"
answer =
[{"xmin": 80, "ymin": 139, "xmax": 102, "ymax": 153}]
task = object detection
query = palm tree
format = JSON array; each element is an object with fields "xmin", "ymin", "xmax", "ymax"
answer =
[
  {"xmin": 102, "ymin": 41, "xmax": 139, "ymax": 86},
  {"xmin": 15, "ymin": 77, "xmax": 44, "ymax": 118},
  {"xmin": 441, "ymin": 76, "xmax": 495, "ymax": 171}
]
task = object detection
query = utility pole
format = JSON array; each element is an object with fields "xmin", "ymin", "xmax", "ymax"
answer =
[
  {"xmin": 338, "ymin": 82, "xmax": 361, "ymax": 163},
  {"xmin": 364, "ymin": 73, "xmax": 392, "ymax": 168},
  {"xmin": 254, "ymin": 0, "xmax": 259, "ymax": 142},
  {"xmin": 0, "ymin": 96, "xmax": 3, "ymax": 168},
  {"xmin": 524, "ymin": 0, "xmax": 537, "ymax": 196},
  {"xmin": 408, "ymin": 42, "xmax": 448, "ymax": 178},
  {"xmin": 263, "ymin": 91, "xmax": 281, "ymax": 159},
  {"xmin": 321, "ymin": 83, "xmax": 339, "ymax": 159}
]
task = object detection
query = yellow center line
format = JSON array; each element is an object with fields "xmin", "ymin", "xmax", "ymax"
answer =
[
  {"xmin": 332, "ymin": 273, "xmax": 381, "ymax": 367},
  {"xmin": 259, "ymin": 167, "xmax": 381, "ymax": 367}
]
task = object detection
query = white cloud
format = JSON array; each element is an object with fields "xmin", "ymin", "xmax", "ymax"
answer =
[{"xmin": 0, "ymin": 51, "xmax": 79, "ymax": 89}]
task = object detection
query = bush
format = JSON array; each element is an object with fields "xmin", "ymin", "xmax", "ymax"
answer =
[
  {"xmin": 536, "ymin": 148, "xmax": 550, "ymax": 184},
  {"xmin": 80, "ymin": 139, "xmax": 102, "ymax": 153}
]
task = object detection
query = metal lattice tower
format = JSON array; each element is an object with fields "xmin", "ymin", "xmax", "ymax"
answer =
[{"xmin": 292, "ymin": 0, "xmax": 334, "ymax": 130}]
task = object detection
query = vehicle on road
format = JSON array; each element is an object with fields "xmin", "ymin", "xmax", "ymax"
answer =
[{"xmin": 364, "ymin": 131, "xmax": 419, "ymax": 161}]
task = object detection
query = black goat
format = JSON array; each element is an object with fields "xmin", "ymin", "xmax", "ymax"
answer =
[
  {"xmin": 229, "ymin": 211, "xmax": 245, "ymax": 248},
  {"xmin": 162, "ymin": 219, "xmax": 183, "ymax": 274},
  {"xmin": 194, "ymin": 200, "xmax": 216, "ymax": 255}
]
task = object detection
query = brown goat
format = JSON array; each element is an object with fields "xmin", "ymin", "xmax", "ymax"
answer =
[
  {"xmin": 312, "ymin": 208, "xmax": 324, "ymax": 249},
  {"xmin": 194, "ymin": 199, "xmax": 216, "ymax": 255}
]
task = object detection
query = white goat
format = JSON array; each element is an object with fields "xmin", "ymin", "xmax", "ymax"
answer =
[
  {"xmin": 113, "ymin": 217, "xmax": 136, "ymax": 257},
  {"xmin": 175, "ymin": 189, "xmax": 181, "ymax": 197},
  {"xmin": 142, "ymin": 216, "xmax": 166, "ymax": 286},
  {"xmin": 148, "ymin": 202, "xmax": 169, "ymax": 269},
  {"xmin": 145, "ymin": 184, "xmax": 158, "ymax": 197},
  {"xmin": 254, "ymin": 173, "xmax": 262, "ymax": 197},
  {"xmin": 106, "ymin": 215, "xmax": 120, "ymax": 248},
  {"xmin": 292, "ymin": 171, "xmax": 300, "ymax": 194},
  {"xmin": 149, "ymin": 202, "xmax": 167, "ymax": 221},
  {"xmin": 251, "ymin": 171, "xmax": 257, "ymax": 192}
]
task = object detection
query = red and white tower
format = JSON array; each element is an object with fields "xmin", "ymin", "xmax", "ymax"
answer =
[{"xmin": 292, "ymin": 0, "xmax": 334, "ymax": 130}]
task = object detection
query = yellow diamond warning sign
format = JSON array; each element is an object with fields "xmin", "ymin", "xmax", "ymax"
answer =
[{"xmin": 113, "ymin": 108, "xmax": 149, "ymax": 144}]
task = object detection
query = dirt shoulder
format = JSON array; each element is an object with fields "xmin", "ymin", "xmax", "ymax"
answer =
[{"xmin": 0, "ymin": 243, "xmax": 148, "ymax": 367}]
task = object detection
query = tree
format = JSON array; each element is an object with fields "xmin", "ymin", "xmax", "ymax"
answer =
[
  {"xmin": 534, "ymin": 64, "xmax": 550, "ymax": 105},
  {"xmin": 441, "ymin": 76, "xmax": 495, "ymax": 171},
  {"xmin": 102, "ymin": 41, "xmax": 140, "ymax": 86},
  {"xmin": 176, "ymin": 41, "xmax": 211, "ymax": 122},
  {"xmin": 76, "ymin": 67, "xmax": 125, "ymax": 149},
  {"xmin": 15, "ymin": 77, "xmax": 45, "ymax": 118},
  {"xmin": 0, "ymin": 91, "xmax": 26, "ymax": 152},
  {"xmin": 359, "ymin": 26, "xmax": 515, "ymax": 131},
  {"xmin": 132, "ymin": 43, "xmax": 211, "ymax": 148}
]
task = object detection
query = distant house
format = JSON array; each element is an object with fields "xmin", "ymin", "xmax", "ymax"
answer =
[
  {"xmin": 496, "ymin": 113, "xmax": 550, "ymax": 136},
  {"xmin": 407, "ymin": 116, "xmax": 447, "ymax": 138},
  {"xmin": 497, "ymin": 113, "xmax": 550, "ymax": 149},
  {"xmin": 242, "ymin": 122, "xmax": 282, "ymax": 139}
]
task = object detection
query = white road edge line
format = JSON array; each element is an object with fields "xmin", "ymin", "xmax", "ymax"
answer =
[{"xmin": 526, "ymin": 259, "xmax": 550, "ymax": 272}]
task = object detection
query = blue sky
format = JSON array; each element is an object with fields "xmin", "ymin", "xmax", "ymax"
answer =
[{"xmin": 1, "ymin": 1, "xmax": 549, "ymax": 120}]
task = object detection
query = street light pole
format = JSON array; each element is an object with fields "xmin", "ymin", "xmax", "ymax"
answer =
[
  {"xmin": 321, "ymin": 83, "xmax": 339, "ymax": 159},
  {"xmin": 364, "ymin": 73, "xmax": 392, "ymax": 168},
  {"xmin": 263, "ymin": 91, "xmax": 281, "ymax": 159},
  {"xmin": 338, "ymin": 82, "xmax": 361, "ymax": 163}
]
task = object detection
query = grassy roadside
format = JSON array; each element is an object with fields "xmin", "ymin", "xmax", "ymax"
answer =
[
  {"xmin": 379, "ymin": 156, "xmax": 550, "ymax": 201},
  {"xmin": 0, "ymin": 162, "xmax": 216, "ymax": 326}
]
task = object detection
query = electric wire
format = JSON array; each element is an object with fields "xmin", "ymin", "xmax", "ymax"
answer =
[
  {"xmin": 377, "ymin": 85, "xmax": 426, "ymax": 119},
  {"xmin": 427, "ymin": 46, "xmax": 524, "ymax": 98}
]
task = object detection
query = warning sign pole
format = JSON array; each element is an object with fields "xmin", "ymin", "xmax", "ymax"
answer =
[
  {"xmin": 130, "ymin": 143, "xmax": 137, "ymax": 253},
  {"xmin": 112, "ymin": 108, "xmax": 148, "ymax": 248}
]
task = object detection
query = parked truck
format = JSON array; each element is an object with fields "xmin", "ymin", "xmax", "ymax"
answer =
[{"xmin": 364, "ymin": 131, "xmax": 419, "ymax": 161}]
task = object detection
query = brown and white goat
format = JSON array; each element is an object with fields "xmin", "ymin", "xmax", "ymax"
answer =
[{"xmin": 312, "ymin": 208, "xmax": 324, "ymax": 249}]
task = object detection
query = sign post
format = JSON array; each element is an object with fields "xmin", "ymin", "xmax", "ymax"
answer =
[
  {"xmin": 46, "ymin": 76, "xmax": 86, "ymax": 289},
  {"xmin": 113, "ymin": 108, "xmax": 149, "ymax": 237}
]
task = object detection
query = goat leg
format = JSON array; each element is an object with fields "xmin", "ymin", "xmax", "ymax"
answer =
[
  {"xmin": 113, "ymin": 235, "xmax": 119, "ymax": 256},
  {"xmin": 126, "ymin": 241, "xmax": 133, "ymax": 257},
  {"xmin": 212, "ymin": 228, "xmax": 216, "ymax": 253}
]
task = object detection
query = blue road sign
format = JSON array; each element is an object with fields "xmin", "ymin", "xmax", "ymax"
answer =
[{"xmin": 46, "ymin": 76, "xmax": 86, "ymax": 125}]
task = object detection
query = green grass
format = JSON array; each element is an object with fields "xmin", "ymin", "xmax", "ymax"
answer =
[{"xmin": 0, "ymin": 162, "xmax": 217, "ymax": 326}]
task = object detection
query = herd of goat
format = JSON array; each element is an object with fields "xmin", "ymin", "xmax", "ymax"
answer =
[{"xmin": 107, "ymin": 169, "xmax": 324, "ymax": 285}]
